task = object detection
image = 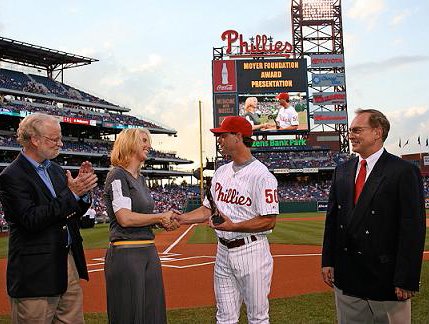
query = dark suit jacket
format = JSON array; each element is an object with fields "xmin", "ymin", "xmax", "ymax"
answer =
[
  {"xmin": 0, "ymin": 153, "xmax": 90, "ymax": 298},
  {"xmin": 322, "ymin": 150, "xmax": 426, "ymax": 301}
]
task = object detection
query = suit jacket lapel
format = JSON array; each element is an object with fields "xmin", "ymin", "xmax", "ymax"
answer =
[
  {"xmin": 17, "ymin": 153, "xmax": 53, "ymax": 200},
  {"xmin": 344, "ymin": 158, "xmax": 358, "ymax": 224},
  {"xmin": 348, "ymin": 151, "xmax": 388, "ymax": 229}
]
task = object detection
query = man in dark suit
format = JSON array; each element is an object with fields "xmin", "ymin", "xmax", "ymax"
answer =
[
  {"xmin": 0, "ymin": 113, "xmax": 98, "ymax": 323},
  {"xmin": 322, "ymin": 108, "xmax": 426, "ymax": 323}
]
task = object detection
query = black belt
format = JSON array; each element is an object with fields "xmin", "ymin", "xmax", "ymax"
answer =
[{"xmin": 218, "ymin": 235, "xmax": 257, "ymax": 249}]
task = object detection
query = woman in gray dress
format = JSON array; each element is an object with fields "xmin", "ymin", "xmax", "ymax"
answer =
[
  {"xmin": 243, "ymin": 97, "xmax": 270, "ymax": 131},
  {"xmin": 103, "ymin": 128, "xmax": 179, "ymax": 324}
]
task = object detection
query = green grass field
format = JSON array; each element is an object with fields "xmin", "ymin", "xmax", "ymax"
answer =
[
  {"xmin": 0, "ymin": 261, "xmax": 428, "ymax": 323},
  {"xmin": 0, "ymin": 212, "xmax": 428, "ymax": 323},
  {"xmin": 189, "ymin": 220, "xmax": 326, "ymax": 246}
]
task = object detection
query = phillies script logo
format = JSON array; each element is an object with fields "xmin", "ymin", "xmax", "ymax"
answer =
[
  {"xmin": 221, "ymin": 29, "xmax": 293, "ymax": 57},
  {"xmin": 215, "ymin": 182, "xmax": 252, "ymax": 206}
]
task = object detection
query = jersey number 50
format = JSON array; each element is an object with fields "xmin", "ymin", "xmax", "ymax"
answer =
[{"xmin": 265, "ymin": 189, "xmax": 279, "ymax": 203}]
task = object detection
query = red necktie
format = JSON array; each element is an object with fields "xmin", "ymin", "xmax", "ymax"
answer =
[{"xmin": 354, "ymin": 160, "xmax": 367, "ymax": 204}]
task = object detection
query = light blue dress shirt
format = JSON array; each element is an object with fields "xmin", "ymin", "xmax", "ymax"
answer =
[{"xmin": 21, "ymin": 152, "xmax": 73, "ymax": 246}]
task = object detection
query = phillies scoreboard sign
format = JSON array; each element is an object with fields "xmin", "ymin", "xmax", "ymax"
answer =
[
  {"xmin": 236, "ymin": 59, "xmax": 307, "ymax": 93},
  {"xmin": 213, "ymin": 58, "xmax": 307, "ymax": 94},
  {"xmin": 212, "ymin": 57, "xmax": 308, "ymax": 130},
  {"xmin": 212, "ymin": 30, "xmax": 308, "ymax": 132}
]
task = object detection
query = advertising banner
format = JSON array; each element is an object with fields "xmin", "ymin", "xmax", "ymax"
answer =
[
  {"xmin": 212, "ymin": 60, "xmax": 237, "ymax": 93},
  {"xmin": 63, "ymin": 117, "xmax": 93, "ymax": 126},
  {"xmin": 213, "ymin": 94, "xmax": 238, "ymax": 127},
  {"xmin": 313, "ymin": 111, "xmax": 348, "ymax": 124},
  {"xmin": 313, "ymin": 92, "xmax": 347, "ymax": 105},
  {"xmin": 311, "ymin": 54, "xmax": 344, "ymax": 68},
  {"xmin": 317, "ymin": 201, "xmax": 328, "ymax": 212},
  {"xmin": 312, "ymin": 73, "xmax": 345, "ymax": 87}
]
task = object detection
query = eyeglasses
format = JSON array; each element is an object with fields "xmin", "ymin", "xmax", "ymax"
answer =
[
  {"xmin": 348, "ymin": 127, "xmax": 372, "ymax": 135},
  {"xmin": 42, "ymin": 135, "xmax": 63, "ymax": 144}
]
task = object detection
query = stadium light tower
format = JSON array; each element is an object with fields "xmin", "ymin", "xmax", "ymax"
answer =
[{"xmin": 291, "ymin": 0, "xmax": 349, "ymax": 153}]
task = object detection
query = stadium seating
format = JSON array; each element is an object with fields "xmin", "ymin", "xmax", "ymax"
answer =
[
  {"xmin": 278, "ymin": 180, "xmax": 331, "ymax": 201},
  {"xmin": 0, "ymin": 99, "xmax": 166, "ymax": 131},
  {"xmin": 0, "ymin": 135, "xmax": 189, "ymax": 163},
  {"xmin": 216, "ymin": 151, "xmax": 350, "ymax": 170},
  {"xmin": 0, "ymin": 68, "xmax": 32, "ymax": 91}
]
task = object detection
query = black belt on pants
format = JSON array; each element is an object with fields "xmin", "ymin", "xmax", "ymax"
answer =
[{"xmin": 218, "ymin": 235, "xmax": 257, "ymax": 249}]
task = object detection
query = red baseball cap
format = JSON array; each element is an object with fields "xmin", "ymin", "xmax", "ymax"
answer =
[
  {"xmin": 276, "ymin": 92, "xmax": 289, "ymax": 101},
  {"xmin": 210, "ymin": 116, "xmax": 253, "ymax": 137}
]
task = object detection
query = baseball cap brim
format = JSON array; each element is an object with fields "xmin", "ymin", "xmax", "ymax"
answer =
[{"xmin": 210, "ymin": 126, "xmax": 229, "ymax": 134}]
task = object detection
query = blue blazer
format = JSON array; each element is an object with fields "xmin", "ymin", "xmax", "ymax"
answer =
[
  {"xmin": 0, "ymin": 153, "xmax": 90, "ymax": 298},
  {"xmin": 322, "ymin": 150, "xmax": 426, "ymax": 300}
]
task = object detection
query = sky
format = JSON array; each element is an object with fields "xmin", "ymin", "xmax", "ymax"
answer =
[{"xmin": 1, "ymin": 0, "xmax": 428, "ymax": 168}]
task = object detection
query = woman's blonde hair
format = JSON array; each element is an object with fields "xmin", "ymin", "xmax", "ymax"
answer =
[
  {"xmin": 244, "ymin": 97, "xmax": 257, "ymax": 112},
  {"xmin": 110, "ymin": 128, "xmax": 151, "ymax": 167}
]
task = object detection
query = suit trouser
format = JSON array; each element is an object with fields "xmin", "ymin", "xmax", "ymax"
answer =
[
  {"xmin": 334, "ymin": 287, "xmax": 411, "ymax": 324},
  {"xmin": 10, "ymin": 251, "xmax": 84, "ymax": 324}
]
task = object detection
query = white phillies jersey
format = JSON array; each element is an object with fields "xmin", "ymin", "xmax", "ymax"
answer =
[
  {"xmin": 203, "ymin": 159, "xmax": 279, "ymax": 240},
  {"xmin": 276, "ymin": 106, "xmax": 299, "ymax": 128}
]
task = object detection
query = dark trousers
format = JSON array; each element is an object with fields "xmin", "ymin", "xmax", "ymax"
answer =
[{"xmin": 104, "ymin": 245, "xmax": 167, "ymax": 324}]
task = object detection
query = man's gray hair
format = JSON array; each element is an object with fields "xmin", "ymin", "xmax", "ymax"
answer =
[{"xmin": 17, "ymin": 113, "xmax": 60, "ymax": 147}]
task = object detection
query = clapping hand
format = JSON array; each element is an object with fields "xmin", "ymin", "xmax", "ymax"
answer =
[
  {"xmin": 79, "ymin": 161, "xmax": 94, "ymax": 174},
  {"xmin": 66, "ymin": 161, "xmax": 98, "ymax": 196}
]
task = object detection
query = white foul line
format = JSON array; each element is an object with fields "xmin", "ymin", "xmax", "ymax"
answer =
[{"xmin": 162, "ymin": 224, "xmax": 197, "ymax": 254}]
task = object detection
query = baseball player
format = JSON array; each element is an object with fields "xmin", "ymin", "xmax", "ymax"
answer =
[
  {"xmin": 275, "ymin": 92, "xmax": 299, "ymax": 130},
  {"xmin": 175, "ymin": 116, "xmax": 279, "ymax": 324}
]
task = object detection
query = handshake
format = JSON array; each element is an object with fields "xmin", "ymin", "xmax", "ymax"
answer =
[{"xmin": 159, "ymin": 210, "xmax": 182, "ymax": 231}]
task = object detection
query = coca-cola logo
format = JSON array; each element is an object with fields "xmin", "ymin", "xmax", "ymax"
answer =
[{"xmin": 216, "ymin": 84, "xmax": 233, "ymax": 91}]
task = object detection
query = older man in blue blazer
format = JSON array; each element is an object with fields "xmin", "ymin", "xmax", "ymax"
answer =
[{"xmin": 0, "ymin": 113, "xmax": 98, "ymax": 323}]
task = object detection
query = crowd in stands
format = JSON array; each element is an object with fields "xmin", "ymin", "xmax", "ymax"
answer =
[
  {"xmin": 0, "ymin": 69, "xmax": 31, "ymax": 91},
  {"xmin": 0, "ymin": 68, "xmax": 114, "ymax": 106},
  {"xmin": 75, "ymin": 184, "xmax": 201, "ymax": 223},
  {"xmin": 0, "ymin": 100, "xmax": 165, "ymax": 131},
  {"xmin": 1, "ymin": 68, "xmax": 171, "ymax": 130},
  {"xmin": 217, "ymin": 151, "xmax": 350, "ymax": 170},
  {"xmin": 278, "ymin": 180, "xmax": 331, "ymax": 201},
  {"xmin": 253, "ymin": 151, "xmax": 350, "ymax": 169},
  {"xmin": 151, "ymin": 184, "xmax": 200, "ymax": 213},
  {"xmin": 0, "ymin": 135, "xmax": 109, "ymax": 153},
  {"xmin": 424, "ymin": 176, "xmax": 429, "ymax": 200},
  {"xmin": 2, "ymin": 177, "xmax": 429, "ymax": 231},
  {"xmin": 67, "ymin": 179, "xmax": 331, "ymax": 216},
  {"xmin": 0, "ymin": 205, "xmax": 6, "ymax": 231},
  {"xmin": 0, "ymin": 135, "xmax": 188, "ymax": 163}
]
